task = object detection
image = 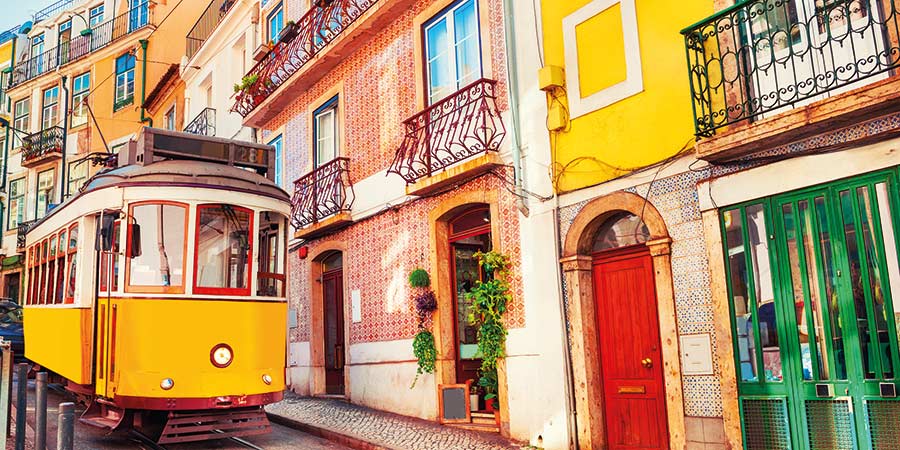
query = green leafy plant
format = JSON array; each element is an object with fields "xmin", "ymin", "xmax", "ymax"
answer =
[
  {"xmin": 465, "ymin": 250, "xmax": 511, "ymax": 407},
  {"xmin": 233, "ymin": 74, "xmax": 260, "ymax": 93},
  {"xmin": 408, "ymin": 268, "xmax": 430, "ymax": 288},
  {"xmin": 411, "ymin": 329, "xmax": 436, "ymax": 388}
]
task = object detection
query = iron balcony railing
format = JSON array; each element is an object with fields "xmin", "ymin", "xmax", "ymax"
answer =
[
  {"xmin": 184, "ymin": 108, "xmax": 217, "ymax": 136},
  {"xmin": 290, "ymin": 157, "xmax": 355, "ymax": 229},
  {"xmin": 232, "ymin": 0, "xmax": 379, "ymax": 117},
  {"xmin": 22, "ymin": 126, "xmax": 65, "ymax": 164},
  {"xmin": 16, "ymin": 220, "xmax": 37, "ymax": 251},
  {"xmin": 682, "ymin": 0, "xmax": 900, "ymax": 137},
  {"xmin": 11, "ymin": 2, "xmax": 154, "ymax": 88},
  {"xmin": 186, "ymin": 0, "xmax": 237, "ymax": 60},
  {"xmin": 388, "ymin": 78, "xmax": 506, "ymax": 184},
  {"xmin": 33, "ymin": 0, "xmax": 88, "ymax": 23}
]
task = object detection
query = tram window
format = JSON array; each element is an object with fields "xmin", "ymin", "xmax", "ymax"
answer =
[
  {"xmin": 127, "ymin": 203, "xmax": 187, "ymax": 292},
  {"xmin": 55, "ymin": 230, "xmax": 66, "ymax": 304},
  {"xmin": 195, "ymin": 204, "xmax": 252, "ymax": 294},
  {"xmin": 47, "ymin": 236, "xmax": 57, "ymax": 305},
  {"xmin": 65, "ymin": 223, "xmax": 78, "ymax": 304},
  {"xmin": 100, "ymin": 222, "xmax": 121, "ymax": 292},
  {"xmin": 257, "ymin": 212, "xmax": 286, "ymax": 297}
]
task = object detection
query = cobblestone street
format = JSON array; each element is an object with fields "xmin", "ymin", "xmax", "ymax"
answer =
[{"xmin": 266, "ymin": 393, "xmax": 524, "ymax": 450}]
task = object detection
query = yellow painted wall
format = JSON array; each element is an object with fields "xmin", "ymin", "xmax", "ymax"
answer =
[
  {"xmin": 105, "ymin": 298, "xmax": 287, "ymax": 399},
  {"xmin": 0, "ymin": 41, "xmax": 13, "ymax": 69},
  {"xmin": 23, "ymin": 307, "xmax": 93, "ymax": 384},
  {"xmin": 541, "ymin": 0, "xmax": 711, "ymax": 193}
]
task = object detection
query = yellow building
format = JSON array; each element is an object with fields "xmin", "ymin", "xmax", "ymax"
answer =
[
  {"xmin": 0, "ymin": 0, "xmax": 205, "ymax": 277},
  {"xmin": 540, "ymin": 0, "xmax": 709, "ymax": 193}
]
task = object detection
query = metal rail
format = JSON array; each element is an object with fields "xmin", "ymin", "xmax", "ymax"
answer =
[{"xmin": 290, "ymin": 157, "xmax": 354, "ymax": 229}]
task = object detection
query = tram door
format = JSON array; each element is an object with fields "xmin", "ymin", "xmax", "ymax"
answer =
[
  {"xmin": 771, "ymin": 174, "xmax": 900, "ymax": 449},
  {"xmin": 95, "ymin": 298, "xmax": 118, "ymax": 397}
]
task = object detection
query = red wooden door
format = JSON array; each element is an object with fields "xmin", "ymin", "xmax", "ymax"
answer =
[
  {"xmin": 323, "ymin": 268, "xmax": 345, "ymax": 395},
  {"xmin": 592, "ymin": 246, "xmax": 668, "ymax": 449}
]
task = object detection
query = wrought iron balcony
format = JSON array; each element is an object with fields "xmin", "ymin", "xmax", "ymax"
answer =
[
  {"xmin": 682, "ymin": 0, "xmax": 900, "ymax": 137},
  {"xmin": 184, "ymin": 108, "xmax": 216, "ymax": 136},
  {"xmin": 388, "ymin": 78, "xmax": 506, "ymax": 186},
  {"xmin": 11, "ymin": 2, "xmax": 154, "ymax": 88},
  {"xmin": 22, "ymin": 126, "xmax": 65, "ymax": 168},
  {"xmin": 186, "ymin": 0, "xmax": 237, "ymax": 60},
  {"xmin": 290, "ymin": 157, "xmax": 355, "ymax": 237},
  {"xmin": 232, "ymin": 0, "xmax": 379, "ymax": 117},
  {"xmin": 16, "ymin": 220, "xmax": 37, "ymax": 251}
]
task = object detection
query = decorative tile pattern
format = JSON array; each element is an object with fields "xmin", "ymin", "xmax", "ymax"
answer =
[{"xmin": 288, "ymin": 174, "xmax": 525, "ymax": 345}]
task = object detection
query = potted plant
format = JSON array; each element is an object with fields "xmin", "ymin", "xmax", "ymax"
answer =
[
  {"xmin": 233, "ymin": 73, "xmax": 260, "ymax": 94},
  {"xmin": 315, "ymin": 0, "xmax": 335, "ymax": 7},
  {"xmin": 278, "ymin": 20, "xmax": 299, "ymax": 44},
  {"xmin": 410, "ymin": 269, "xmax": 438, "ymax": 388},
  {"xmin": 478, "ymin": 368, "xmax": 498, "ymax": 412}
]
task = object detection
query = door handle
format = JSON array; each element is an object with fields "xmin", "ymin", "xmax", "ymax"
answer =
[{"xmin": 641, "ymin": 358, "xmax": 653, "ymax": 369}]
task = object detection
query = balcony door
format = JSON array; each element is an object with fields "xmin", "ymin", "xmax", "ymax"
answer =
[
  {"xmin": 746, "ymin": 0, "xmax": 886, "ymax": 116},
  {"xmin": 321, "ymin": 252, "xmax": 345, "ymax": 395},
  {"xmin": 129, "ymin": 0, "xmax": 150, "ymax": 31},
  {"xmin": 423, "ymin": 0, "xmax": 482, "ymax": 105}
]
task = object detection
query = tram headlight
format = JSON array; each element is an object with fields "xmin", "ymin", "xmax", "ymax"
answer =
[
  {"xmin": 210, "ymin": 343, "xmax": 233, "ymax": 368},
  {"xmin": 262, "ymin": 374, "xmax": 272, "ymax": 385},
  {"xmin": 160, "ymin": 378, "xmax": 174, "ymax": 390}
]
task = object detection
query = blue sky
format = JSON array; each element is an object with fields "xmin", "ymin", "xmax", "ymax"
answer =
[{"xmin": 0, "ymin": 1, "xmax": 56, "ymax": 33}]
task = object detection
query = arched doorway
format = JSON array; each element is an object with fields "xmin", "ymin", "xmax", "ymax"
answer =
[
  {"xmin": 590, "ymin": 212, "xmax": 668, "ymax": 449},
  {"xmin": 321, "ymin": 251, "xmax": 345, "ymax": 395},
  {"xmin": 448, "ymin": 206, "xmax": 491, "ymax": 397},
  {"xmin": 561, "ymin": 191, "xmax": 685, "ymax": 449}
]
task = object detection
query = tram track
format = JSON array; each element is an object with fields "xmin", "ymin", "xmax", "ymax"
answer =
[{"xmin": 130, "ymin": 429, "xmax": 267, "ymax": 450}]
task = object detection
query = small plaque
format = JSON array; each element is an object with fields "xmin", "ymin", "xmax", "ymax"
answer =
[
  {"xmin": 617, "ymin": 386, "xmax": 646, "ymax": 394},
  {"xmin": 680, "ymin": 334, "xmax": 714, "ymax": 376},
  {"xmin": 351, "ymin": 290, "xmax": 362, "ymax": 323}
]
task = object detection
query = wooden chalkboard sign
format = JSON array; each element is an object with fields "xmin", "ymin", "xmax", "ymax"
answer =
[{"xmin": 438, "ymin": 381, "xmax": 472, "ymax": 424}]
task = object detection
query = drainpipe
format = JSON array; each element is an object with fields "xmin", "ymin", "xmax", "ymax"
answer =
[
  {"xmin": 60, "ymin": 75, "xmax": 69, "ymax": 202},
  {"xmin": 138, "ymin": 39, "xmax": 152, "ymax": 128},
  {"xmin": 502, "ymin": 0, "xmax": 528, "ymax": 217}
]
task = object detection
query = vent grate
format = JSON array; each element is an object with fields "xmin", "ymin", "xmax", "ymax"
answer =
[
  {"xmin": 866, "ymin": 400, "xmax": 900, "ymax": 450},
  {"xmin": 805, "ymin": 399, "xmax": 855, "ymax": 449},
  {"xmin": 741, "ymin": 398, "xmax": 791, "ymax": 450}
]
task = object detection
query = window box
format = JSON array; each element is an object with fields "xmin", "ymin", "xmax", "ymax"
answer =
[
  {"xmin": 252, "ymin": 43, "xmax": 271, "ymax": 62},
  {"xmin": 277, "ymin": 21, "xmax": 298, "ymax": 44},
  {"xmin": 114, "ymin": 95, "xmax": 134, "ymax": 112}
]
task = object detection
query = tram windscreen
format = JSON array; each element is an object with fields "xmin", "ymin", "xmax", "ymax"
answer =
[
  {"xmin": 129, "ymin": 204, "xmax": 186, "ymax": 288},
  {"xmin": 195, "ymin": 205, "xmax": 251, "ymax": 291}
]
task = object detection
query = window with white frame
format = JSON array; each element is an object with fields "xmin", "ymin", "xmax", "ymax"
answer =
[
  {"xmin": 114, "ymin": 53, "xmax": 135, "ymax": 110},
  {"xmin": 164, "ymin": 104, "xmax": 176, "ymax": 130},
  {"xmin": 71, "ymin": 72, "xmax": 90, "ymax": 128},
  {"xmin": 89, "ymin": 5, "xmax": 104, "ymax": 26},
  {"xmin": 268, "ymin": 134, "xmax": 283, "ymax": 187},
  {"xmin": 313, "ymin": 96, "xmax": 338, "ymax": 168},
  {"xmin": 42, "ymin": 86, "xmax": 59, "ymax": 130},
  {"xmin": 13, "ymin": 99, "xmax": 29, "ymax": 148},
  {"xmin": 267, "ymin": 4, "xmax": 284, "ymax": 44},
  {"xmin": 36, "ymin": 169, "xmax": 55, "ymax": 218},
  {"xmin": 67, "ymin": 161, "xmax": 88, "ymax": 196},
  {"xmin": 423, "ymin": 0, "xmax": 482, "ymax": 104},
  {"xmin": 8, "ymin": 178, "xmax": 24, "ymax": 230}
]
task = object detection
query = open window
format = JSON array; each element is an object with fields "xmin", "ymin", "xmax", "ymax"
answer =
[
  {"xmin": 99, "ymin": 220, "xmax": 121, "ymax": 293},
  {"xmin": 194, "ymin": 204, "xmax": 253, "ymax": 296},
  {"xmin": 257, "ymin": 211, "xmax": 286, "ymax": 297},
  {"xmin": 125, "ymin": 202, "xmax": 188, "ymax": 294},
  {"xmin": 55, "ymin": 229, "xmax": 66, "ymax": 304}
]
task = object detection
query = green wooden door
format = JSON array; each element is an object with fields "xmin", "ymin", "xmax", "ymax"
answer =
[{"xmin": 722, "ymin": 170, "xmax": 900, "ymax": 450}]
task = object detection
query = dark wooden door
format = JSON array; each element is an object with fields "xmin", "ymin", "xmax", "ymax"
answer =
[
  {"xmin": 5, "ymin": 274, "xmax": 19, "ymax": 303},
  {"xmin": 323, "ymin": 268, "xmax": 344, "ymax": 395},
  {"xmin": 592, "ymin": 246, "xmax": 668, "ymax": 450}
]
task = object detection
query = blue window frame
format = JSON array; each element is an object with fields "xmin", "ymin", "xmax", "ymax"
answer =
[
  {"xmin": 114, "ymin": 54, "xmax": 136, "ymax": 110},
  {"xmin": 313, "ymin": 96, "xmax": 339, "ymax": 168},
  {"xmin": 268, "ymin": 135, "xmax": 284, "ymax": 187},
  {"xmin": 89, "ymin": 5, "xmax": 104, "ymax": 26},
  {"xmin": 423, "ymin": 0, "xmax": 482, "ymax": 104},
  {"xmin": 267, "ymin": 4, "xmax": 284, "ymax": 44},
  {"xmin": 129, "ymin": 0, "xmax": 150, "ymax": 31}
]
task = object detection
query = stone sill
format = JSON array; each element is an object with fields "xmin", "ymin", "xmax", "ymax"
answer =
[
  {"xmin": 696, "ymin": 74, "xmax": 900, "ymax": 162},
  {"xmin": 242, "ymin": 0, "xmax": 417, "ymax": 128},
  {"xmin": 21, "ymin": 151, "xmax": 62, "ymax": 169},
  {"xmin": 405, "ymin": 153, "xmax": 502, "ymax": 197},
  {"xmin": 294, "ymin": 212, "xmax": 353, "ymax": 241}
]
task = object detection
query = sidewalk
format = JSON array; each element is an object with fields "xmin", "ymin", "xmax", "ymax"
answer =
[{"xmin": 266, "ymin": 392, "xmax": 525, "ymax": 450}]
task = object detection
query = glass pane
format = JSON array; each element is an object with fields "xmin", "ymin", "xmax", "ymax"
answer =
[
  {"xmin": 426, "ymin": 19, "xmax": 451, "ymax": 103},
  {"xmin": 315, "ymin": 110, "xmax": 336, "ymax": 166},
  {"xmin": 453, "ymin": 0, "xmax": 480, "ymax": 87},
  {"xmin": 454, "ymin": 243, "xmax": 487, "ymax": 360},
  {"xmin": 130, "ymin": 204, "xmax": 185, "ymax": 287},
  {"xmin": 65, "ymin": 254, "xmax": 76, "ymax": 300},
  {"xmin": 747, "ymin": 204, "xmax": 782, "ymax": 382},
  {"xmin": 592, "ymin": 212, "xmax": 650, "ymax": 252},
  {"xmin": 450, "ymin": 207, "xmax": 490, "ymax": 236},
  {"xmin": 875, "ymin": 184, "xmax": 900, "ymax": 375},
  {"xmin": 724, "ymin": 208, "xmax": 758, "ymax": 382},
  {"xmin": 322, "ymin": 252, "xmax": 342, "ymax": 272},
  {"xmin": 195, "ymin": 205, "xmax": 251, "ymax": 290},
  {"xmin": 812, "ymin": 196, "xmax": 848, "ymax": 380}
]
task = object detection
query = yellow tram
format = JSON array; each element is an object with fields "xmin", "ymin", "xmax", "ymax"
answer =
[{"xmin": 21, "ymin": 128, "xmax": 290, "ymax": 443}]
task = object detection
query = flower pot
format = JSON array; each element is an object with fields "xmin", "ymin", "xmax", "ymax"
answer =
[
  {"xmin": 469, "ymin": 394, "xmax": 479, "ymax": 411},
  {"xmin": 485, "ymin": 398, "xmax": 496, "ymax": 412}
]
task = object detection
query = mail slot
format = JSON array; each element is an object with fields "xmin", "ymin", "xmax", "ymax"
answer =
[{"xmin": 617, "ymin": 386, "xmax": 646, "ymax": 394}]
